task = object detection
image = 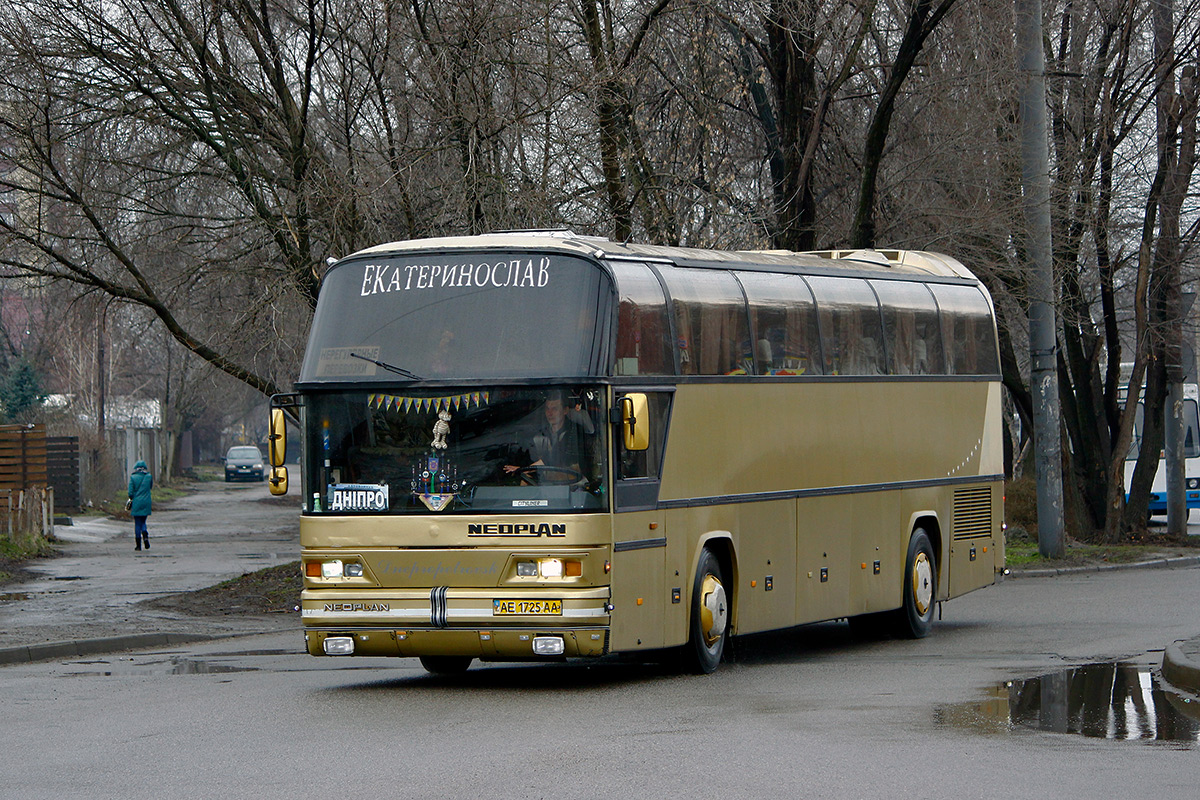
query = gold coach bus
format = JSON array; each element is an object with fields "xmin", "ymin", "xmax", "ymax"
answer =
[{"xmin": 268, "ymin": 232, "xmax": 1004, "ymax": 674}]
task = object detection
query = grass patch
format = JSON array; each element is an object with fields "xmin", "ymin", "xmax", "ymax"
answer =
[
  {"xmin": 1006, "ymin": 534, "xmax": 1200, "ymax": 569},
  {"xmin": 185, "ymin": 465, "xmax": 225, "ymax": 482},
  {"xmin": 0, "ymin": 534, "xmax": 58, "ymax": 584}
]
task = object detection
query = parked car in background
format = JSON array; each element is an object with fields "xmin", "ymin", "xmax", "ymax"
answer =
[{"xmin": 225, "ymin": 446, "xmax": 265, "ymax": 482}]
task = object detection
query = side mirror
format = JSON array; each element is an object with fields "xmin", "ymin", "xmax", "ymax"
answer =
[
  {"xmin": 621, "ymin": 393, "xmax": 649, "ymax": 451},
  {"xmin": 269, "ymin": 466, "xmax": 289, "ymax": 496},
  {"xmin": 268, "ymin": 408, "xmax": 287, "ymax": 467}
]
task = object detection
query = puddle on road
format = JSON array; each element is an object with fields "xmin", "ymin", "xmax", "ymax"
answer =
[{"xmin": 938, "ymin": 663, "xmax": 1200, "ymax": 742}]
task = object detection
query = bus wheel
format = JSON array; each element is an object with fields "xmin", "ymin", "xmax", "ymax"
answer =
[
  {"xmin": 419, "ymin": 655, "xmax": 473, "ymax": 674},
  {"xmin": 685, "ymin": 549, "xmax": 728, "ymax": 674},
  {"xmin": 895, "ymin": 528, "xmax": 936, "ymax": 639}
]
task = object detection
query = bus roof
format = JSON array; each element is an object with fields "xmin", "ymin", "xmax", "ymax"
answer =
[{"xmin": 342, "ymin": 232, "xmax": 979, "ymax": 282}]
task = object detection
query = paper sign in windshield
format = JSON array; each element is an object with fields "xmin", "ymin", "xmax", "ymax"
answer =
[
  {"xmin": 316, "ymin": 346, "xmax": 380, "ymax": 377},
  {"xmin": 329, "ymin": 483, "xmax": 389, "ymax": 512}
]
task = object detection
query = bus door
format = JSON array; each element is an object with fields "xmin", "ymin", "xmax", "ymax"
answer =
[{"xmin": 610, "ymin": 390, "xmax": 673, "ymax": 651}]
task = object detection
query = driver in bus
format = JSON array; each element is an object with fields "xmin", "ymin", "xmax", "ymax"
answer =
[{"xmin": 504, "ymin": 390, "xmax": 595, "ymax": 481}]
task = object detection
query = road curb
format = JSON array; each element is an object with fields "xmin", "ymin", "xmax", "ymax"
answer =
[
  {"xmin": 1162, "ymin": 641, "xmax": 1200, "ymax": 696},
  {"xmin": 0, "ymin": 632, "xmax": 220, "ymax": 666},
  {"xmin": 1006, "ymin": 554, "xmax": 1200, "ymax": 579}
]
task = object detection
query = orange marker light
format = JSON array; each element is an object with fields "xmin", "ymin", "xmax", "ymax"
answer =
[
  {"xmin": 751, "ymin": 580, "xmax": 757, "ymax": 587},
  {"xmin": 636, "ymin": 598, "xmax": 643, "ymax": 606},
  {"xmin": 305, "ymin": 562, "xmax": 322, "ymax": 577},
  {"xmin": 565, "ymin": 560, "xmax": 582, "ymax": 577}
]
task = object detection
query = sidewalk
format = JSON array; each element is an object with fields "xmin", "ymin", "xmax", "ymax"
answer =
[{"xmin": 0, "ymin": 482, "xmax": 300, "ymax": 665}]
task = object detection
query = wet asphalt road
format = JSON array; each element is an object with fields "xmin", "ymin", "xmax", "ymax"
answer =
[{"xmin": 1, "ymin": 559, "xmax": 1198, "ymax": 798}]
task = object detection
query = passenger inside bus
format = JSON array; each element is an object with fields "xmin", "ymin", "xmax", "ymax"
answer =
[{"xmin": 503, "ymin": 390, "xmax": 597, "ymax": 484}]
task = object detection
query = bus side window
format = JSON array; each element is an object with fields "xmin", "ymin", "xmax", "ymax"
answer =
[
  {"xmin": 660, "ymin": 269, "xmax": 749, "ymax": 376},
  {"xmin": 807, "ymin": 276, "xmax": 886, "ymax": 375},
  {"xmin": 932, "ymin": 284, "xmax": 1000, "ymax": 375},
  {"xmin": 872, "ymin": 280, "xmax": 944, "ymax": 375},
  {"xmin": 1186, "ymin": 400, "xmax": 1200, "ymax": 458},
  {"xmin": 612, "ymin": 262, "xmax": 673, "ymax": 376},
  {"xmin": 739, "ymin": 272, "xmax": 822, "ymax": 375}
]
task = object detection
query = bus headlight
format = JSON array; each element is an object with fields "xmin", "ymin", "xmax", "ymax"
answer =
[
  {"xmin": 323, "ymin": 637, "xmax": 355, "ymax": 655},
  {"xmin": 321, "ymin": 560, "xmax": 343, "ymax": 578},
  {"xmin": 533, "ymin": 636, "xmax": 565, "ymax": 655},
  {"xmin": 1188, "ymin": 478, "xmax": 1199, "ymax": 490},
  {"xmin": 343, "ymin": 563, "xmax": 364, "ymax": 578},
  {"xmin": 516, "ymin": 561, "xmax": 538, "ymax": 577},
  {"xmin": 534, "ymin": 558, "xmax": 582, "ymax": 578}
]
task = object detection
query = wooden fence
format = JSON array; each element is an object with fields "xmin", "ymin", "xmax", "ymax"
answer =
[
  {"xmin": 0, "ymin": 424, "xmax": 55, "ymax": 541},
  {"xmin": 0, "ymin": 423, "xmax": 47, "ymax": 490},
  {"xmin": 0, "ymin": 486, "xmax": 55, "ymax": 544},
  {"xmin": 47, "ymin": 436, "xmax": 81, "ymax": 511}
]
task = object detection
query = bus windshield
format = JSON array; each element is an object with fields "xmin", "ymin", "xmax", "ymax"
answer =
[
  {"xmin": 299, "ymin": 252, "xmax": 613, "ymax": 382},
  {"xmin": 305, "ymin": 386, "xmax": 607, "ymax": 514}
]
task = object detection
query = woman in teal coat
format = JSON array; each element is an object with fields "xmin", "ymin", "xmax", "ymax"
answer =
[{"xmin": 128, "ymin": 460, "xmax": 153, "ymax": 551}]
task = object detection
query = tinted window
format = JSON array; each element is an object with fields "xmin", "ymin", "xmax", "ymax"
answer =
[
  {"xmin": 871, "ymin": 280, "xmax": 945, "ymax": 375},
  {"xmin": 612, "ymin": 262, "xmax": 674, "ymax": 376},
  {"xmin": 305, "ymin": 385, "xmax": 607, "ymax": 515},
  {"xmin": 806, "ymin": 276, "xmax": 886, "ymax": 375},
  {"xmin": 931, "ymin": 284, "xmax": 1000, "ymax": 375},
  {"xmin": 300, "ymin": 253, "xmax": 612, "ymax": 382},
  {"xmin": 660, "ymin": 268, "xmax": 751, "ymax": 375},
  {"xmin": 738, "ymin": 272, "xmax": 823, "ymax": 375}
]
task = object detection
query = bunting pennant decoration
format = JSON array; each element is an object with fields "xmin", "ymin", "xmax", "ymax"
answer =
[{"xmin": 370, "ymin": 392, "xmax": 491, "ymax": 414}]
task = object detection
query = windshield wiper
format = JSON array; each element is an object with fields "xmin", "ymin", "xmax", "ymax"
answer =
[{"xmin": 349, "ymin": 352, "xmax": 422, "ymax": 380}]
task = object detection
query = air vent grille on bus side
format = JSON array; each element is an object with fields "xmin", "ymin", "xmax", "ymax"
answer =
[{"xmin": 952, "ymin": 486, "xmax": 993, "ymax": 540}]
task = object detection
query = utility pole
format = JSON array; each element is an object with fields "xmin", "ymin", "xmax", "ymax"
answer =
[
  {"xmin": 1016, "ymin": 0, "xmax": 1065, "ymax": 557},
  {"xmin": 1165, "ymin": 295, "xmax": 1185, "ymax": 535},
  {"xmin": 97, "ymin": 302, "xmax": 106, "ymax": 442}
]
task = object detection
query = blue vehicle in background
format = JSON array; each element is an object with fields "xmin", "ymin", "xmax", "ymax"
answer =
[{"xmin": 1122, "ymin": 378, "xmax": 1200, "ymax": 518}]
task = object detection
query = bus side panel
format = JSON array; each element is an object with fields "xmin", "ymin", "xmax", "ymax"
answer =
[
  {"xmin": 795, "ymin": 496, "xmax": 852, "ymax": 624},
  {"xmin": 848, "ymin": 491, "xmax": 904, "ymax": 616},
  {"xmin": 658, "ymin": 498, "xmax": 796, "ymax": 643},
  {"xmin": 730, "ymin": 498, "xmax": 797, "ymax": 636},
  {"xmin": 947, "ymin": 481, "xmax": 1004, "ymax": 597},
  {"xmin": 610, "ymin": 510, "xmax": 666, "ymax": 651},
  {"xmin": 659, "ymin": 383, "xmax": 994, "ymax": 504}
]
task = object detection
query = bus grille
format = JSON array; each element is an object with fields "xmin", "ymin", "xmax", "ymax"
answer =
[{"xmin": 952, "ymin": 486, "xmax": 993, "ymax": 540}]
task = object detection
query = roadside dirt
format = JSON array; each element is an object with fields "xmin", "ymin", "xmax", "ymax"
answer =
[{"xmin": 144, "ymin": 560, "xmax": 301, "ymax": 616}]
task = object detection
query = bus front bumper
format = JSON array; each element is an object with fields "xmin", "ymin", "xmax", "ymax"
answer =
[
  {"xmin": 304, "ymin": 626, "xmax": 610, "ymax": 659},
  {"xmin": 301, "ymin": 586, "xmax": 611, "ymax": 659}
]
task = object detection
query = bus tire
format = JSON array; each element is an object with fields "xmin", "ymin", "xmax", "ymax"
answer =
[
  {"xmin": 895, "ymin": 528, "xmax": 936, "ymax": 639},
  {"xmin": 685, "ymin": 548, "xmax": 729, "ymax": 674},
  {"xmin": 419, "ymin": 655, "xmax": 473, "ymax": 674}
]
